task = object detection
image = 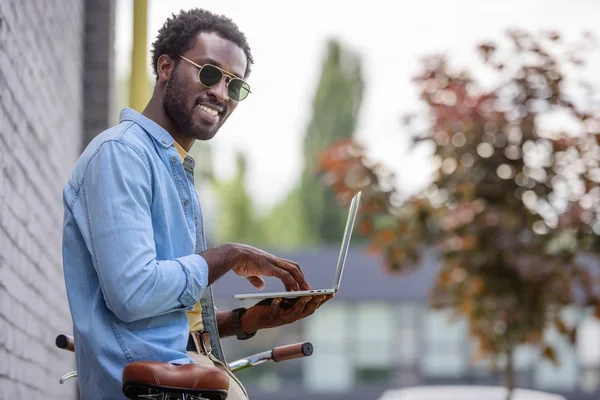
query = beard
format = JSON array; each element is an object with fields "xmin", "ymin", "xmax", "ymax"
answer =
[{"xmin": 163, "ymin": 66, "xmax": 218, "ymax": 141}]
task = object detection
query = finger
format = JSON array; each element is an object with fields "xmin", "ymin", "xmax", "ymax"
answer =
[
  {"xmin": 311, "ymin": 295, "xmax": 327, "ymax": 306},
  {"xmin": 280, "ymin": 297, "xmax": 299, "ymax": 310},
  {"xmin": 299, "ymin": 296, "xmax": 325, "ymax": 316},
  {"xmin": 255, "ymin": 298, "xmax": 273, "ymax": 307},
  {"xmin": 292, "ymin": 296, "xmax": 312, "ymax": 315},
  {"xmin": 273, "ymin": 257, "xmax": 307, "ymax": 289},
  {"xmin": 246, "ymin": 276, "xmax": 266, "ymax": 290},
  {"xmin": 266, "ymin": 260, "xmax": 300, "ymax": 291},
  {"xmin": 272, "ymin": 258, "xmax": 307, "ymax": 290},
  {"xmin": 278, "ymin": 257, "xmax": 305, "ymax": 277},
  {"xmin": 308, "ymin": 295, "xmax": 329, "ymax": 311},
  {"xmin": 302, "ymin": 300, "xmax": 321, "ymax": 316},
  {"xmin": 300, "ymin": 281, "xmax": 312, "ymax": 290},
  {"xmin": 269, "ymin": 298, "xmax": 282, "ymax": 320},
  {"xmin": 323, "ymin": 294, "xmax": 334, "ymax": 302},
  {"xmin": 315, "ymin": 295, "xmax": 331, "ymax": 310}
]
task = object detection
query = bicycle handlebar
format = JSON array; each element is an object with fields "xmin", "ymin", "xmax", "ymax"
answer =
[
  {"xmin": 56, "ymin": 334, "xmax": 75, "ymax": 352},
  {"xmin": 228, "ymin": 342, "xmax": 313, "ymax": 372},
  {"xmin": 272, "ymin": 342, "xmax": 313, "ymax": 362},
  {"xmin": 55, "ymin": 334, "xmax": 313, "ymax": 373}
]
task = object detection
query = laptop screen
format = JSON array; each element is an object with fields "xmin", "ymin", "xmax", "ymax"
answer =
[{"xmin": 332, "ymin": 191, "xmax": 361, "ymax": 291}]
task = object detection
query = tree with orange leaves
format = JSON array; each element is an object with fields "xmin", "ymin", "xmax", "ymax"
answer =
[{"xmin": 318, "ymin": 29, "xmax": 600, "ymax": 399}]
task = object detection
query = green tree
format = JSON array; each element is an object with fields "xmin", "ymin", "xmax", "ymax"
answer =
[
  {"xmin": 261, "ymin": 188, "xmax": 311, "ymax": 249},
  {"xmin": 211, "ymin": 152, "xmax": 264, "ymax": 245},
  {"xmin": 319, "ymin": 30, "xmax": 600, "ymax": 399},
  {"xmin": 298, "ymin": 38, "xmax": 365, "ymax": 244}
]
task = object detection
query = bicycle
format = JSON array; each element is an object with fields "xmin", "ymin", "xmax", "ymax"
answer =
[{"xmin": 55, "ymin": 333, "xmax": 313, "ymax": 400}]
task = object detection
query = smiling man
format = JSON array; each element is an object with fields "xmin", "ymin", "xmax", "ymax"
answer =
[{"xmin": 62, "ymin": 9, "xmax": 331, "ymax": 400}]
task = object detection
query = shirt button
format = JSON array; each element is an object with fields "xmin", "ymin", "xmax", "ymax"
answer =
[
  {"xmin": 183, "ymin": 200, "xmax": 190, "ymax": 206},
  {"xmin": 162, "ymin": 140, "xmax": 167, "ymax": 144},
  {"xmin": 170, "ymin": 156, "xmax": 177, "ymax": 163}
]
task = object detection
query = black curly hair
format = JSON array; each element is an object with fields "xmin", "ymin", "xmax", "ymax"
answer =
[{"xmin": 151, "ymin": 9, "xmax": 254, "ymax": 80}]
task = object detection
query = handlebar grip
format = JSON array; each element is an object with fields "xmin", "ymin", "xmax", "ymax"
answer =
[
  {"xmin": 56, "ymin": 334, "xmax": 75, "ymax": 352},
  {"xmin": 271, "ymin": 342, "xmax": 313, "ymax": 362}
]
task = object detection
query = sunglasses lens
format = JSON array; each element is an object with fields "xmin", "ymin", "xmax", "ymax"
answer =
[
  {"xmin": 198, "ymin": 65, "xmax": 223, "ymax": 87},
  {"xmin": 198, "ymin": 63, "xmax": 250, "ymax": 101},
  {"xmin": 228, "ymin": 79, "xmax": 251, "ymax": 101}
]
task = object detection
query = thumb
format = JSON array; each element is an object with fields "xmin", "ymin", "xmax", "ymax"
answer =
[{"xmin": 246, "ymin": 276, "xmax": 266, "ymax": 290}]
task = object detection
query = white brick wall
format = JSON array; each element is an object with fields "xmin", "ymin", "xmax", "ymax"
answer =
[{"xmin": 0, "ymin": 1, "xmax": 112, "ymax": 398}]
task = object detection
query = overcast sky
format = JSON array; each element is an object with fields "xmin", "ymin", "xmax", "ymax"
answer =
[{"xmin": 114, "ymin": 0, "xmax": 600, "ymax": 211}]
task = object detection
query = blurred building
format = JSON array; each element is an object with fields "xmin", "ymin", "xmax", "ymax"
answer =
[
  {"xmin": 0, "ymin": 1, "xmax": 114, "ymax": 398},
  {"xmin": 213, "ymin": 247, "xmax": 600, "ymax": 400}
]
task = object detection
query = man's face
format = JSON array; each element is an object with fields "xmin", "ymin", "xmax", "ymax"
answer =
[{"xmin": 163, "ymin": 32, "xmax": 248, "ymax": 141}]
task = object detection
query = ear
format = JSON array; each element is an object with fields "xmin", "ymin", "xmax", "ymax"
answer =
[{"xmin": 156, "ymin": 54, "xmax": 175, "ymax": 82}]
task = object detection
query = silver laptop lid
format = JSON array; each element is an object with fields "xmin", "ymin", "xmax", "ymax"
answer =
[{"xmin": 332, "ymin": 191, "xmax": 361, "ymax": 291}]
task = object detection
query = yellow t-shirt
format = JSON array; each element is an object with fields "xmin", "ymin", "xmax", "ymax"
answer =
[{"xmin": 173, "ymin": 141, "xmax": 204, "ymax": 333}]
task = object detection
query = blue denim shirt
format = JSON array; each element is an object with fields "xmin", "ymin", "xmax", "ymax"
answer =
[{"xmin": 62, "ymin": 108, "xmax": 224, "ymax": 399}]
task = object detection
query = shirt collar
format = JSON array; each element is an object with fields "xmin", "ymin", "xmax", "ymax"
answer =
[{"xmin": 119, "ymin": 108, "xmax": 175, "ymax": 148}]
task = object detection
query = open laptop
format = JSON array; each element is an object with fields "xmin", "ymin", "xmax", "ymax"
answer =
[{"xmin": 233, "ymin": 191, "xmax": 362, "ymax": 301}]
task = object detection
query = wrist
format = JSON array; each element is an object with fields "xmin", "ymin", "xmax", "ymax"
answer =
[
  {"xmin": 203, "ymin": 243, "xmax": 232, "ymax": 264},
  {"xmin": 240, "ymin": 308, "xmax": 258, "ymax": 335},
  {"xmin": 202, "ymin": 244, "xmax": 239, "ymax": 283},
  {"xmin": 225, "ymin": 243, "xmax": 242, "ymax": 265},
  {"xmin": 231, "ymin": 308, "xmax": 256, "ymax": 340}
]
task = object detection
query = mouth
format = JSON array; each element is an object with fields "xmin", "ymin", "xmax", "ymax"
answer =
[{"xmin": 196, "ymin": 103, "xmax": 223, "ymax": 124}]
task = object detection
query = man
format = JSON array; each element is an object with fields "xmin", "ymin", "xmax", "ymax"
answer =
[{"xmin": 62, "ymin": 8, "xmax": 331, "ymax": 400}]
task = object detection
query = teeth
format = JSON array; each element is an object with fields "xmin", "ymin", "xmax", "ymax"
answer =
[{"xmin": 199, "ymin": 105, "xmax": 218, "ymax": 117}]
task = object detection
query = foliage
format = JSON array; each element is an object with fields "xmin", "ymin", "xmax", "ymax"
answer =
[
  {"xmin": 298, "ymin": 38, "xmax": 365, "ymax": 244},
  {"xmin": 318, "ymin": 29, "xmax": 600, "ymax": 391},
  {"xmin": 261, "ymin": 188, "xmax": 312, "ymax": 249},
  {"xmin": 210, "ymin": 152, "xmax": 265, "ymax": 245}
]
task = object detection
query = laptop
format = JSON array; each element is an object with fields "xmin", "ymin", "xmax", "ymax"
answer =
[{"xmin": 233, "ymin": 191, "xmax": 362, "ymax": 301}]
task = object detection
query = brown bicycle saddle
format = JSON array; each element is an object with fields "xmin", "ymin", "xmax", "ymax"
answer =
[{"xmin": 122, "ymin": 361, "xmax": 229, "ymax": 400}]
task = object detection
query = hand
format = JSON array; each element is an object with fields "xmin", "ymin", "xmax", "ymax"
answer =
[
  {"xmin": 241, "ymin": 295, "xmax": 333, "ymax": 333},
  {"xmin": 230, "ymin": 244, "xmax": 311, "ymax": 292},
  {"xmin": 203, "ymin": 243, "xmax": 311, "ymax": 291}
]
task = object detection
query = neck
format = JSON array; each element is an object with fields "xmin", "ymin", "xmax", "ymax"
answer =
[{"xmin": 142, "ymin": 94, "xmax": 195, "ymax": 151}]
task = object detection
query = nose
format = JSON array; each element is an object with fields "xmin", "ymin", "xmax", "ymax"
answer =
[{"xmin": 206, "ymin": 78, "xmax": 229, "ymax": 103}]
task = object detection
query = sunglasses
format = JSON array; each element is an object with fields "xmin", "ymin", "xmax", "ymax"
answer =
[{"xmin": 179, "ymin": 55, "xmax": 251, "ymax": 102}]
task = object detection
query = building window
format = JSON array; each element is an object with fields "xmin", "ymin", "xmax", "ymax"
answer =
[
  {"xmin": 392, "ymin": 303, "xmax": 420, "ymax": 367},
  {"xmin": 533, "ymin": 306, "xmax": 579, "ymax": 391},
  {"xmin": 354, "ymin": 302, "xmax": 395, "ymax": 385},
  {"xmin": 420, "ymin": 309, "xmax": 468, "ymax": 379},
  {"xmin": 577, "ymin": 313, "xmax": 600, "ymax": 393},
  {"xmin": 303, "ymin": 302, "xmax": 352, "ymax": 391}
]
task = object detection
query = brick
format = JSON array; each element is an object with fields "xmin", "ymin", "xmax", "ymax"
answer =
[
  {"xmin": 0, "ymin": 287, "xmax": 11, "ymax": 320},
  {"xmin": 0, "ymin": 346, "xmax": 9, "ymax": 377}
]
